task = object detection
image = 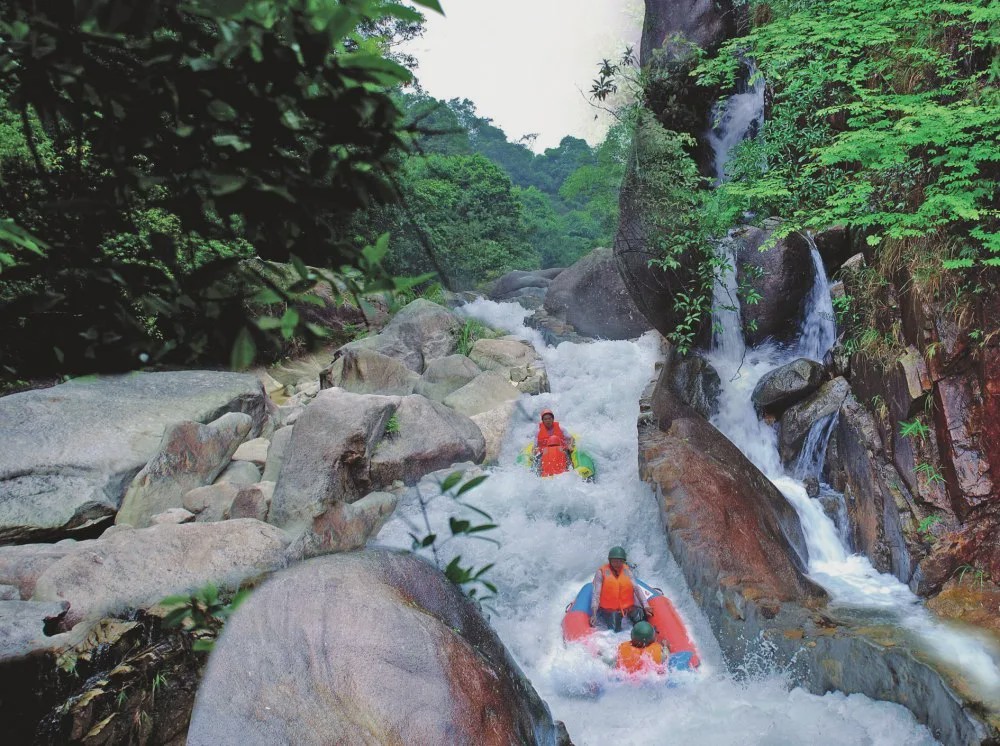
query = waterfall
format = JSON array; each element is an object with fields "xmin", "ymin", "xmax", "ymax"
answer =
[
  {"xmin": 706, "ymin": 61, "xmax": 765, "ymax": 184},
  {"xmin": 798, "ymin": 233, "xmax": 837, "ymax": 361},
  {"xmin": 793, "ymin": 412, "xmax": 838, "ymax": 481}
]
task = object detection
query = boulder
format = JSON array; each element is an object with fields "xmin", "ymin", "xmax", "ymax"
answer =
[
  {"xmin": 0, "ymin": 541, "xmax": 88, "ymax": 599},
  {"xmin": 0, "ymin": 585, "xmax": 18, "ymax": 601},
  {"xmin": 471, "ymin": 401, "xmax": 518, "ymax": 464},
  {"xmin": 735, "ymin": 227, "xmax": 814, "ymax": 346},
  {"xmin": 115, "ymin": 412, "xmax": 252, "ymax": 528},
  {"xmin": 319, "ymin": 348, "xmax": 419, "ymax": 395},
  {"xmin": 337, "ymin": 299, "xmax": 460, "ymax": 373},
  {"xmin": 752, "ymin": 358, "xmax": 825, "ymax": 416},
  {"xmin": 32, "ymin": 520, "xmax": 290, "ymax": 629},
  {"xmin": 813, "ymin": 225, "xmax": 853, "ymax": 277},
  {"xmin": 150, "ymin": 508, "xmax": 195, "ymax": 525},
  {"xmin": 231, "ymin": 437, "xmax": 270, "ymax": 466},
  {"xmin": 187, "ymin": 550, "xmax": 561, "ymax": 746},
  {"xmin": 413, "ymin": 355, "xmax": 482, "ymax": 403},
  {"xmin": 213, "ymin": 460, "xmax": 262, "ymax": 487},
  {"xmin": 778, "ymin": 377, "xmax": 850, "ymax": 464},
  {"xmin": 644, "ymin": 366, "xmax": 821, "ymax": 602},
  {"xmin": 668, "ymin": 355, "xmax": 721, "ymax": 419},
  {"xmin": 225, "ymin": 482, "xmax": 275, "ymax": 522},
  {"xmin": 261, "ymin": 426, "xmax": 293, "ymax": 483},
  {"xmin": 286, "ymin": 492, "xmax": 399, "ymax": 559},
  {"xmin": 469, "ymin": 338, "xmax": 549, "ymax": 395},
  {"xmin": 0, "ymin": 600, "xmax": 70, "ymax": 664},
  {"xmin": 269, "ymin": 389, "xmax": 396, "ymax": 531},
  {"xmin": 183, "ymin": 483, "xmax": 241, "ymax": 523},
  {"xmin": 370, "ymin": 395, "xmax": 486, "ymax": 487},
  {"xmin": 489, "ymin": 270, "xmax": 552, "ymax": 298},
  {"xmin": 0, "ymin": 371, "xmax": 269, "ymax": 544},
  {"xmin": 443, "ymin": 371, "xmax": 520, "ymax": 418},
  {"xmin": 544, "ymin": 247, "xmax": 651, "ymax": 339}
]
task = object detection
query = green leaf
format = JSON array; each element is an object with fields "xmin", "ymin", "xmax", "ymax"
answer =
[
  {"xmin": 455, "ymin": 475, "xmax": 488, "ymax": 497},
  {"xmin": 230, "ymin": 327, "xmax": 256, "ymax": 370},
  {"xmin": 409, "ymin": 0, "xmax": 444, "ymax": 13},
  {"xmin": 440, "ymin": 472, "xmax": 463, "ymax": 492}
]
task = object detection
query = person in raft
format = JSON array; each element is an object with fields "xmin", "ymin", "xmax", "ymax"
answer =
[
  {"xmin": 617, "ymin": 621, "xmax": 666, "ymax": 674},
  {"xmin": 533, "ymin": 408, "xmax": 575, "ymax": 476},
  {"xmin": 590, "ymin": 546, "xmax": 653, "ymax": 632}
]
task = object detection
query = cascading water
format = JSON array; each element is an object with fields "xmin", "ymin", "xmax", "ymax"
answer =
[
  {"xmin": 798, "ymin": 234, "xmax": 838, "ymax": 362},
  {"xmin": 792, "ymin": 412, "xmax": 838, "ymax": 481},
  {"xmin": 374, "ymin": 299, "xmax": 938, "ymax": 745},
  {"xmin": 706, "ymin": 61, "xmax": 765, "ymax": 185}
]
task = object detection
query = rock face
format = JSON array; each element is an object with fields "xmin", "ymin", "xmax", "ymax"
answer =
[
  {"xmin": 778, "ymin": 376, "xmax": 850, "ymax": 464},
  {"xmin": 444, "ymin": 371, "xmax": 521, "ymax": 417},
  {"xmin": 287, "ymin": 491, "xmax": 399, "ymax": 559},
  {"xmin": 489, "ymin": 269, "xmax": 558, "ymax": 299},
  {"xmin": 115, "ymin": 412, "xmax": 252, "ymax": 528},
  {"xmin": 0, "ymin": 600, "xmax": 69, "ymax": 663},
  {"xmin": 414, "ymin": 354, "xmax": 482, "ymax": 403},
  {"xmin": 644, "ymin": 366, "xmax": 821, "ymax": 601},
  {"xmin": 31, "ymin": 520, "xmax": 289, "ymax": 629},
  {"xmin": 471, "ymin": 401, "xmax": 518, "ymax": 464},
  {"xmin": 188, "ymin": 550, "xmax": 561, "ymax": 746},
  {"xmin": 369, "ymin": 395, "xmax": 486, "ymax": 487},
  {"xmin": 667, "ymin": 354, "xmax": 721, "ymax": 418},
  {"xmin": 469, "ymin": 338, "xmax": 548, "ymax": 395},
  {"xmin": 735, "ymin": 227, "xmax": 814, "ymax": 346},
  {"xmin": 269, "ymin": 389, "xmax": 396, "ymax": 530},
  {"xmin": 336, "ymin": 299, "xmax": 460, "ymax": 373},
  {"xmin": 544, "ymin": 248, "xmax": 651, "ymax": 339},
  {"xmin": 319, "ymin": 348, "xmax": 419, "ymax": 395},
  {"xmin": 0, "ymin": 371, "xmax": 269, "ymax": 544},
  {"xmin": 752, "ymin": 358, "xmax": 826, "ymax": 416}
]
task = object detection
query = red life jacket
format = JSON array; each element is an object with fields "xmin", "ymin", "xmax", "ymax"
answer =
[
  {"xmin": 540, "ymin": 444, "xmax": 569, "ymax": 476},
  {"xmin": 598, "ymin": 564, "xmax": 635, "ymax": 613},
  {"xmin": 536, "ymin": 421, "xmax": 568, "ymax": 450},
  {"xmin": 617, "ymin": 641, "xmax": 665, "ymax": 673}
]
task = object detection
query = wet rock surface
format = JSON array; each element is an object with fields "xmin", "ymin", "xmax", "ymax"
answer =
[
  {"xmin": 752, "ymin": 357, "xmax": 825, "ymax": 416},
  {"xmin": 188, "ymin": 550, "xmax": 562, "ymax": 746},
  {"xmin": 668, "ymin": 354, "xmax": 722, "ymax": 418},
  {"xmin": 778, "ymin": 376, "xmax": 850, "ymax": 465}
]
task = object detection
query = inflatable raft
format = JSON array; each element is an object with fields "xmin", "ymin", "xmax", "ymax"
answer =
[
  {"xmin": 562, "ymin": 577, "xmax": 700, "ymax": 672},
  {"xmin": 516, "ymin": 440, "xmax": 597, "ymax": 481}
]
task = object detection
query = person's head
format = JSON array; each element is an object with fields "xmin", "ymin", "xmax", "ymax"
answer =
[
  {"xmin": 540, "ymin": 408, "xmax": 555, "ymax": 426},
  {"xmin": 631, "ymin": 621, "xmax": 656, "ymax": 648},
  {"xmin": 608, "ymin": 545, "xmax": 627, "ymax": 571}
]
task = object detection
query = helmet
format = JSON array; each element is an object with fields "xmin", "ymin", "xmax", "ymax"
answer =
[
  {"xmin": 631, "ymin": 621, "xmax": 656, "ymax": 645},
  {"xmin": 608, "ymin": 546, "xmax": 627, "ymax": 561},
  {"xmin": 540, "ymin": 408, "xmax": 554, "ymax": 420}
]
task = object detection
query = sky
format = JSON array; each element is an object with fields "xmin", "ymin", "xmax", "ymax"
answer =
[{"xmin": 404, "ymin": 0, "xmax": 644, "ymax": 152}]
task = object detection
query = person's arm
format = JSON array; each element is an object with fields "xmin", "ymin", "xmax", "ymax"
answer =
[
  {"xmin": 590, "ymin": 570, "xmax": 603, "ymax": 619},
  {"xmin": 629, "ymin": 570, "xmax": 651, "ymax": 615}
]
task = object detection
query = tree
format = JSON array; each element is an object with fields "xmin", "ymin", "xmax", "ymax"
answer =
[{"xmin": 0, "ymin": 0, "xmax": 438, "ymax": 380}]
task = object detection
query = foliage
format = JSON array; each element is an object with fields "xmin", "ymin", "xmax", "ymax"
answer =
[
  {"xmin": 900, "ymin": 418, "xmax": 932, "ymax": 441},
  {"xmin": 915, "ymin": 461, "xmax": 946, "ymax": 485},
  {"xmin": 695, "ymin": 0, "xmax": 999, "ymax": 268},
  {"xmin": 404, "ymin": 471, "xmax": 498, "ymax": 602},
  {"xmin": 457, "ymin": 318, "xmax": 491, "ymax": 357},
  {"xmin": 0, "ymin": 0, "xmax": 441, "ymax": 381},
  {"xmin": 161, "ymin": 584, "xmax": 251, "ymax": 652},
  {"xmin": 955, "ymin": 563, "xmax": 990, "ymax": 590},
  {"xmin": 918, "ymin": 514, "xmax": 943, "ymax": 537},
  {"xmin": 385, "ymin": 413, "xmax": 401, "ymax": 436}
]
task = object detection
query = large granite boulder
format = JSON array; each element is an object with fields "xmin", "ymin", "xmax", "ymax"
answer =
[
  {"xmin": 261, "ymin": 426, "xmax": 292, "ymax": 483},
  {"xmin": 115, "ymin": 412, "xmax": 252, "ymax": 528},
  {"xmin": 369, "ymin": 395, "xmax": 485, "ymax": 487},
  {"xmin": 735, "ymin": 227, "xmax": 814, "ymax": 346},
  {"xmin": 319, "ymin": 347, "xmax": 419, "ymax": 395},
  {"xmin": 32, "ymin": 520, "xmax": 290, "ymax": 629},
  {"xmin": 286, "ymin": 491, "xmax": 399, "ymax": 559},
  {"xmin": 489, "ymin": 270, "xmax": 553, "ymax": 299},
  {"xmin": 0, "ymin": 600, "xmax": 69, "ymax": 664},
  {"xmin": 778, "ymin": 376, "xmax": 850, "ymax": 464},
  {"xmin": 0, "ymin": 372, "xmax": 269, "ymax": 544},
  {"xmin": 269, "ymin": 389, "xmax": 396, "ymax": 531},
  {"xmin": 644, "ymin": 366, "xmax": 820, "ymax": 602},
  {"xmin": 471, "ymin": 401, "xmax": 518, "ymax": 464},
  {"xmin": 187, "ymin": 550, "xmax": 562, "ymax": 746},
  {"xmin": 668, "ymin": 354, "xmax": 721, "ymax": 419},
  {"xmin": 752, "ymin": 358, "xmax": 826, "ymax": 416},
  {"xmin": 414, "ymin": 354, "xmax": 482, "ymax": 403},
  {"xmin": 469, "ymin": 338, "xmax": 548, "ymax": 395},
  {"xmin": 0, "ymin": 541, "xmax": 89, "ymax": 599},
  {"xmin": 336, "ymin": 299, "xmax": 460, "ymax": 373},
  {"xmin": 544, "ymin": 247, "xmax": 651, "ymax": 340},
  {"xmin": 443, "ymin": 371, "xmax": 521, "ymax": 417}
]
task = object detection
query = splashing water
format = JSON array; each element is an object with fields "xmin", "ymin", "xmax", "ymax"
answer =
[
  {"xmin": 374, "ymin": 298, "xmax": 938, "ymax": 745},
  {"xmin": 798, "ymin": 233, "xmax": 838, "ymax": 362}
]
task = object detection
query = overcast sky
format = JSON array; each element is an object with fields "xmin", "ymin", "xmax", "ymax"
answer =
[{"xmin": 404, "ymin": 0, "xmax": 643, "ymax": 152}]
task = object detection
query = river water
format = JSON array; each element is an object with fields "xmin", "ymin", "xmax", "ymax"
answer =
[{"xmin": 374, "ymin": 299, "xmax": 938, "ymax": 745}]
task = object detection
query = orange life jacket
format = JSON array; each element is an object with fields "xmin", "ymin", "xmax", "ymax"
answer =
[
  {"xmin": 598, "ymin": 564, "xmax": 635, "ymax": 613},
  {"xmin": 536, "ymin": 421, "xmax": 568, "ymax": 450},
  {"xmin": 617, "ymin": 640, "xmax": 665, "ymax": 673},
  {"xmin": 540, "ymin": 445, "xmax": 569, "ymax": 476}
]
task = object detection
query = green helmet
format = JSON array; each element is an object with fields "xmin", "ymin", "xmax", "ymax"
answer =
[
  {"xmin": 631, "ymin": 621, "xmax": 656, "ymax": 645},
  {"xmin": 608, "ymin": 546, "xmax": 627, "ymax": 561}
]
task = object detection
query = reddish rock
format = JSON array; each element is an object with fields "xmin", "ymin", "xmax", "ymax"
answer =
[
  {"xmin": 645, "ymin": 367, "xmax": 823, "ymax": 603},
  {"xmin": 933, "ymin": 375, "xmax": 992, "ymax": 517}
]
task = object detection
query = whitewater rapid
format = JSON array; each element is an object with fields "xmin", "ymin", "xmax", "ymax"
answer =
[{"xmin": 374, "ymin": 299, "xmax": 937, "ymax": 745}]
